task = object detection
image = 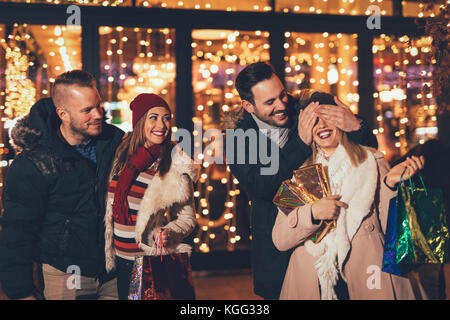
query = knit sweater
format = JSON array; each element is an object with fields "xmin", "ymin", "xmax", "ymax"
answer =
[
  {"xmin": 108, "ymin": 168, "xmax": 157, "ymax": 260},
  {"xmin": 104, "ymin": 147, "xmax": 200, "ymax": 272}
]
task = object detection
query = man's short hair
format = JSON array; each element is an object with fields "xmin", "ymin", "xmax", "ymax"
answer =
[
  {"xmin": 235, "ymin": 62, "xmax": 276, "ymax": 105},
  {"xmin": 51, "ymin": 70, "xmax": 96, "ymax": 107}
]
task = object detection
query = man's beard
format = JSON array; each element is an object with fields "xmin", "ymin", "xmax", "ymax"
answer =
[
  {"xmin": 253, "ymin": 109, "xmax": 291, "ymax": 128},
  {"xmin": 69, "ymin": 119, "xmax": 102, "ymax": 140}
]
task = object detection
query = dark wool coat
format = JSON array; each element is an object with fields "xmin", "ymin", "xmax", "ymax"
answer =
[
  {"xmin": 0, "ymin": 98, "xmax": 124, "ymax": 299},
  {"xmin": 223, "ymin": 95, "xmax": 377, "ymax": 299}
]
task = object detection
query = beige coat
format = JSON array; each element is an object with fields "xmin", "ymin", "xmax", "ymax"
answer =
[{"xmin": 272, "ymin": 152, "xmax": 417, "ymax": 300}]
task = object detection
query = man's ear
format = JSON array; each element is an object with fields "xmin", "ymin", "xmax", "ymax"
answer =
[
  {"xmin": 55, "ymin": 106, "xmax": 68, "ymax": 122},
  {"xmin": 241, "ymin": 100, "xmax": 255, "ymax": 114}
]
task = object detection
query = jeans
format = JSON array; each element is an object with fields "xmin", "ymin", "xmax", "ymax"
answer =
[
  {"xmin": 42, "ymin": 264, "xmax": 118, "ymax": 300},
  {"xmin": 116, "ymin": 256, "xmax": 134, "ymax": 300}
]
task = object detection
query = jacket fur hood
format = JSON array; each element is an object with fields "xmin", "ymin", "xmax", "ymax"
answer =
[
  {"xmin": 104, "ymin": 145, "xmax": 200, "ymax": 271},
  {"xmin": 221, "ymin": 105, "xmax": 245, "ymax": 130},
  {"xmin": 9, "ymin": 98, "xmax": 59, "ymax": 153}
]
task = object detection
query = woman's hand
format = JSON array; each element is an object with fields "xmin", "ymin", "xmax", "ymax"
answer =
[
  {"xmin": 386, "ymin": 155, "xmax": 425, "ymax": 188},
  {"xmin": 311, "ymin": 195, "xmax": 348, "ymax": 221},
  {"xmin": 154, "ymin": 227, "xmax": 172, "ymax": 247}
]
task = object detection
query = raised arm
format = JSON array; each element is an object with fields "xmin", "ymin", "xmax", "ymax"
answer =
[{"xmin": 377, "ymin": 155, "xmax": 425, "ymax": 233}]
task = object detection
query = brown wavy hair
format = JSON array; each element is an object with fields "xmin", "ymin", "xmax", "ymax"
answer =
[
  {"xmin": 111, "ymin": 110, "xmax": 175, "ymax": 178},
  {"xmin": 297, "ymin": 89, "xmax": 367, "ymax": 167}
]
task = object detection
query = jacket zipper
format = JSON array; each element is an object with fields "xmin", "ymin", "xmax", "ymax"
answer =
[{"xmin": 59, "ymin": 218, "xmax": 71, "ymax": 254}]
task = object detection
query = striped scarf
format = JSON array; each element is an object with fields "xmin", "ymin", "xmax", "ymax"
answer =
[{"xmin": 112, "ymin": 145, "xmax": 160, "ymax": 225}]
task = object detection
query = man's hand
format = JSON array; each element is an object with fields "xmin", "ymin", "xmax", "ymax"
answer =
[
  {"xmin": 298, "ymin": 101, "xmax": 319, "ymax": 145},
  {"xmin": 316, "ymin": 96, "xmax": 361, "ymax": 132}
]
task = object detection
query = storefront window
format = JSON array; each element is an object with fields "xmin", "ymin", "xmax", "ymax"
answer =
[
  {"xmin": 373, "ymin": 35, "xmax": 436, "ymax": 161},
  {"xmin": 276, "ymin": 0, "xmax": 393, "ymax": 16},
  {"xmin": 190, "ymin": 29, "xmax": 270, "ymax": 253},
  {"xmin": 284, "ymin": 32, "xmax": 359, "ymax": 113},
  {"xmin": 137, "ymin": 0, "xmax": 271, "ymax": 11},
  {"xmin": 0, "ymin": 23, "xmax": 82, "ymax": 205},
  {"xmin": 402, "ymin": 0, "xmax": 445, "ymax": 18},
  {"xmin": 99, "ymin": 27, "xmax": 176, "ymax": 132}
]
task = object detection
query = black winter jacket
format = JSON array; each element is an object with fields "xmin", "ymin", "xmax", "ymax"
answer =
[
  {"xmin": 0, "ymin": 98, "xmax": 124, "ymax": 299},
  {"xmin": 224, "ymin": 95, "xmax": 377, "ymax": 299}
]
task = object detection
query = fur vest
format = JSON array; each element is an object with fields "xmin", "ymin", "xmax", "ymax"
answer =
[{"xmin": 104, "ymin": 146, "xmax": 200, "ymax": 271}]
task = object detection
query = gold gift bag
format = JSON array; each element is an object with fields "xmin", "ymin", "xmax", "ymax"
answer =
[
  {"xmin": 293, "ymin": 164, "xmax": 336, "ymax": 243},
  {"xmin": 293, "ymin": 164, "xmax": 331, "ymax": 201}
]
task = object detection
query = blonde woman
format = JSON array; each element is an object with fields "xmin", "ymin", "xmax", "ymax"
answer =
[
  {"xmin": 104, "ymin": 93, "xmax": 199, "ymax": 299},
  {"xmin": 272, "ymin": 91, "xmax": 424, "ymax": 300}
]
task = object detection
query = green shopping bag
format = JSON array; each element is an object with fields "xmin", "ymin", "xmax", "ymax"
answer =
[{"xmin": 395, "ymin": 173, "xmax": 449, "ymax": 265}]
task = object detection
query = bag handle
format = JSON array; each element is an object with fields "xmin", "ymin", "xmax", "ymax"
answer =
[
  {"xmin": 154, "ymin": 229, "xmax": 175, "ymax": 261},
  {"xmin": 419, "ymin": 175, "xmax": 428, "ymax": 197},
  {"xmin": 399, "ymin": 166, "xmax": 428, "ymax": 197}
]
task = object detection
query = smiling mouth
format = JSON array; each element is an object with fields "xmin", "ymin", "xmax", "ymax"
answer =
[
  {"xmin": 317, "ymin": 129, "xmax": 333, "ymax": 139},
  {"xmin": 271, "ymin": 110, "xmax": 287, "ymax": 119},
  {"xmin": 152, "ymin": 131, "xmax": 166, "ymax": 137}
]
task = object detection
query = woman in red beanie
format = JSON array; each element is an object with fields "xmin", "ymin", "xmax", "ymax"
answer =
[{"xmin": 104, "ymin": 93, "xmax": 199, "ymax": 300}]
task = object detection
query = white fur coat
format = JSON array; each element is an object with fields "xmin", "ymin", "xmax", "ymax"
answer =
[{"xmin": 104, "ymin": 147, "xmax": 200, "ymax": 272}]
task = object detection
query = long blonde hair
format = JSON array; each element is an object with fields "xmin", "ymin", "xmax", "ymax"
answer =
[{"xmin": 297, "ymin": 89, "xmax": 368, "ymax": 167}]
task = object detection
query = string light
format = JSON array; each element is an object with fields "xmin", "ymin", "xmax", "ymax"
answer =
[
  {"xmin": 373, "ymin": 34, "xmax": 436, "ymax": 159},
  {"xmin": 284, "ymin": 31, "xmax": 359, "ymax": 113},
  {"xmin": 0, "ymin": 2, "xmax": 437, "ymax": 252},
  {"xmin": 191, "ymin": 29, "xmax": 270, "ymax": 252}
]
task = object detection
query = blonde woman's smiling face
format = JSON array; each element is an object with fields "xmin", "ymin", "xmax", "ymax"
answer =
[{"xmin": 312, "ymin": 117, "xmax": 341, "ymax": 153}]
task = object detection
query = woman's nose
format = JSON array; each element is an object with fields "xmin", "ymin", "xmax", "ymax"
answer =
[{"xmin": 156, "ymin": 118, "xmax": 167, "ymax": 129}]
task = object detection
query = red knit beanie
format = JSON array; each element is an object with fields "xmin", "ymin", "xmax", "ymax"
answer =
[{"xmin": 130, "ymin": 93, "xmax": 171, "ymax": 127}]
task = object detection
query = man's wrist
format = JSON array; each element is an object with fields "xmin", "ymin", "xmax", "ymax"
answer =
[{"xmin": 349, "ymin": 118, "xmax": 362, "ymax": 132}]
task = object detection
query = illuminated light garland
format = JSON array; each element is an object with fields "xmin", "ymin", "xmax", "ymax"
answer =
[
  {"xmin": 0, "ymin": 23, "xmax": 80, "ymax": 198},
  {"xmin": 4, "ymin": 47, "xmax": 36, "ymax": 118},
  {"xmin": 101, "ymin": 26, "xmax": 176, "ymax": 131},
  {"xmin": 284, "ymin": 31, "xmax": 359, "ymax": 113},
  {"xmin": 373, "ymin": 34, "xmax": 437, "ymax": 159},
  {"xmin": 191, "ymin": 30, "xmax": 271, "ymax": 252}
]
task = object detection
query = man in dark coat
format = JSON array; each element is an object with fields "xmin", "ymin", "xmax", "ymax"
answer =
[
  {"xmin": 223, "ymin": 62, "xmax": 377, "ymax": 299},
  {"xmin": 0, "ymin": 70, "xmax": 124, "ymax": 299}
]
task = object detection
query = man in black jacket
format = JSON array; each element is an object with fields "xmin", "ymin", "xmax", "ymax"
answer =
[
  {"xmin": 224, "ymin": 62, "xmax": 377, "ymax": 299},
  {"xmin": 0, "ymin": 70, "xmax": 124, "ymax": 299}
]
